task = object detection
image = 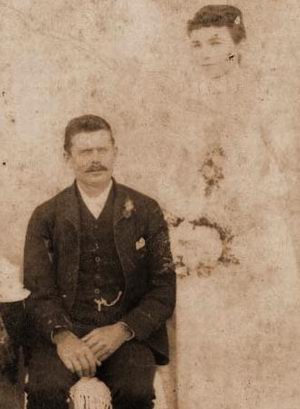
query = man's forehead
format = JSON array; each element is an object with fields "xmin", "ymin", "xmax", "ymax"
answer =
[{"xmin": 71, "ymin": 130, "xmax": 112, "ymax": 148}]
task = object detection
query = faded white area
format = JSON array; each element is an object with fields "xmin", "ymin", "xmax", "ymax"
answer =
[{"xmin": 1, "ymin": 1, "xmax": 300, "ymax": 408}]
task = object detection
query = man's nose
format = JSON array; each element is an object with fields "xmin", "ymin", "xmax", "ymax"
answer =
[{"xmin": 91, "ymin": 149, "xmax": 101, "ymax": 161}]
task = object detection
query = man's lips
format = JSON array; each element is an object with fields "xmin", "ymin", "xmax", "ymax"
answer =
[{"xmin": 86, "ymin": 168, "xmax": 107, "ymax": 173}]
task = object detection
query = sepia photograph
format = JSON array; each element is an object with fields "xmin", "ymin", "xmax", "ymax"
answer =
[{"xmin": 0, "ymin": 1, "xmax": 300, "ymax": 408}]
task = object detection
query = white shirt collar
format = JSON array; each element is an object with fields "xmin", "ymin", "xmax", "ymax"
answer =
[{"xmin": 77, "ymin": 180, "xmax": 113, "ymax": 219}]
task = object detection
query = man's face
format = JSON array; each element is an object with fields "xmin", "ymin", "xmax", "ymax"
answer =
[
  {"xmin": 65, "ymin": 130, "xmax": 117, "ymax": 188},
  {"xmin": 190, "ymin": 26, "xmax": 238, "ymax": 79}
]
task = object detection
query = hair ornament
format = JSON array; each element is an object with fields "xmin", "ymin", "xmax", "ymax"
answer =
[{"xmin": 234, "ymin": 16, "xmax": 241, "ymax": 25}]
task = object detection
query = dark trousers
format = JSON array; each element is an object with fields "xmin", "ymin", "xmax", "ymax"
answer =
[
  {"xmin": 26, "ymin": 338, "xmax": 156, "ymax": 409},
  {"xmin": 0, "ymin": 302, "xmax": 25, "ymax": 409}
]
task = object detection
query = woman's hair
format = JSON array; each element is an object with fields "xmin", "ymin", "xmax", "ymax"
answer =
[{"xmin": 187, "ymin": 5, "xmax": 246, "ymax": 44}]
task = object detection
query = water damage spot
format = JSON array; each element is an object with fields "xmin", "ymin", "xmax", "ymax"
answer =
[
  {"xmin": 165, "ymin": 208, "xmax": 239, "ymax": 279},
  {"xmin": 200, "ymin": 146, "xmax": 225, "ymax": 196},
  {"xmin": 163, "ymin": 210, "xmax": 184, "ymax": 228},
  {"xmin": 190, "ymin": 216, "xmax": 239, "ymax": 270}
]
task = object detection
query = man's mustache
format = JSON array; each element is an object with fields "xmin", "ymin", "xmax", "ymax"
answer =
[{"xmin": 86, "ymin": 164, "xmax": 108, "ymax": 173}]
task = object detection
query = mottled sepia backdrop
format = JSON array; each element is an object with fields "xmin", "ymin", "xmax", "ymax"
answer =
[{"xmin": 1, "ymin": 1, "xmax": 300, "ymax": 408}]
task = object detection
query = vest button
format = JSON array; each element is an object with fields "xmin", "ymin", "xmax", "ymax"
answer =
[
  {"xmin": 94, "ymin": 288, "xmax": 100, "ymax": 295},
  {"xmin": 95, "ymin": 256, "xmax": 101, "ymax": 263}
]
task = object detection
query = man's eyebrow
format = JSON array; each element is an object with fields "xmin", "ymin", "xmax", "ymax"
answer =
[{"xmin": 79, "ymin": 146, "xmax": 107, "ymax": 150}]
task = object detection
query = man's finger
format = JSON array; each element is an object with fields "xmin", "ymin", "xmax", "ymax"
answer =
[
  {"xmin": 96, "ymin": 349, "xmax": 113, "ymax": 362},
  {"xmin": 97, "ymin": 352, "xmax": 111, "ymax": 362},
  {"xmin": 84, "ymin": 351, "xmax": 97, "ymax": 376},
  {"xmin": 82, "ymin": 331, "xmax": 96, "ymax": 342},
  {"xmin": 77, "ymin": 355, "xmax": 92, "ymax": 377},
  {"xmin": 90, "ymin": 343, "xmax": 106, "ymax": 356},
  {"xmin": 83, "ymin": 337, "xmax": 101, "ymax": 348},
  {"xmin": 72, "ymin": 358, "xmax": 84, "ymax": 378},
  {"xmin": 64, "ymin": 359, "xmax": 76, "ymax": 374}
]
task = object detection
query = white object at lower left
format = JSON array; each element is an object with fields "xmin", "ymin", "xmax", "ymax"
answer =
[{"xmin": 0, "ymin": 257, "xmax": 30, "ymax": 303}]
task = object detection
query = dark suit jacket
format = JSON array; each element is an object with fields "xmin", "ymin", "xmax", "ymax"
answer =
[{"xmin": 23, "ymin": 180, "xmax": 176, "ymax": 364}]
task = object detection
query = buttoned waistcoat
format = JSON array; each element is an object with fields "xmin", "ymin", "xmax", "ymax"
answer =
[{"xmin": 23, "ymin": 180, "xmax": 176, "ymax": 364}]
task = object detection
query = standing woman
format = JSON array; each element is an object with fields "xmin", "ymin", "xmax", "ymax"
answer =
[
  {"xmin": 170, "ymin": 5, "xmax": 298, "ymax": 409},
  {"xmin": 164, "ymin": 5, "xmax": 250, "ymax": 282}
]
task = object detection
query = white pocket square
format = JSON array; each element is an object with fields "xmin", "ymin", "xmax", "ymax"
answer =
[{"xmin": 136, "ymin": 237, "xmax": 146, "ymax": 251}]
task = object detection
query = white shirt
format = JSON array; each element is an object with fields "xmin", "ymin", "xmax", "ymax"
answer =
[{"xmin": 77, "ymin": 180, "xmax": 113, "ymax": 219}]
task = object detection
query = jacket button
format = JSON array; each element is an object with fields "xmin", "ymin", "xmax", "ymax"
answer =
[
  {"xmin": 94, "ymin": 288, "xmax": 100, "ymax": 295},
  {"xmin": 95, "ymin": 256, "xmax": 101, "ymax": 263}
]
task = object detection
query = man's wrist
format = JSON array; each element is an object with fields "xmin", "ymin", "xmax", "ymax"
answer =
[
  {"xmin": 117, "ymin": 321, "xmax": 135, "ymax": 341},
  {"xmin": 52, "ymin": 327, "xmax": 74, "ymax": 345}
]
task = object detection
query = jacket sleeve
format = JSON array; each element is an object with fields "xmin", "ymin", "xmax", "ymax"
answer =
[
  {"xmin": 122, "ymin": 200, "xmax": 176, "ymax": 341},
  {"xmin": 23, "ymin": 207, "xmax": 73, "ymax": 342}
]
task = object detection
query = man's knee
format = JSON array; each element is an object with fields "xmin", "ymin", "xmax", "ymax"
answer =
[
  {"xmin": 113, "ymin": 376, "xmax": 155, "ymax": 408},
  {"xmin": 102, "ymin": 341, "xmax": 156, "ymax": 408},
  {"xmin": 26, "ymin": 359, "xmax": 76, "ymax": 409},
  {"xmin": 27, "ymin": 389, "xmax": 70, "ymax": 409},
  {"xmin": 26, "ymin": 341, "xmax": 77, "ymax": 395}
]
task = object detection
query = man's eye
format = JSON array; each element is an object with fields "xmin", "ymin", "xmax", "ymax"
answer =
[{"xmin": 192, "ymin": 41, "xmax": 202, "ymax": 48}]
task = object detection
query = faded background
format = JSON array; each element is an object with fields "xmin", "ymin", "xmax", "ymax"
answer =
[{"xmin": 1, "ymin": 1, "xmax": 300, "ymax": 408}]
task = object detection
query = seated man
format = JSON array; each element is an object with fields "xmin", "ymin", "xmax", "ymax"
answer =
[{"xmin": 24, "ymin": 114, "xmax": 176, "ymax": 409}]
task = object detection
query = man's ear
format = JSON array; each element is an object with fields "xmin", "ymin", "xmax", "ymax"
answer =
[
  {"xmin": 63, "ymin": 150, "xmax": 72, "ymax": 165},
  {"xmin": 113, "ymin": 145, "xmax": 118, "ymax": 161}
]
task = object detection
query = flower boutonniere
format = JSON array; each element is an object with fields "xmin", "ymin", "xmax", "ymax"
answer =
[{"xmin": 123, "ymin": 198, "xmax": 135, "ymax": 219}]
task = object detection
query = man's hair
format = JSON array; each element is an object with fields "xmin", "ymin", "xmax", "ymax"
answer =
[
  {"xmin": 64, "ymin": 114, "xmax": 115, "ymax": 152},
  {"xmin": 187, "ymin": 5, "xmax": 246, "ymax": 44}
]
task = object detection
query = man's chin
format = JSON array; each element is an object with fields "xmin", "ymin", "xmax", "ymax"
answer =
[
  {"xmin": 79, "ymin": 173, "xmax": 110, "ymax": 187},
  {"xmin": 88, "ymin": 170, "xmax": 106, "ymax": 177}
]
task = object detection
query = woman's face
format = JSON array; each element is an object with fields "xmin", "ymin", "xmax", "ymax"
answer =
[{"xmin": 190, "ymin": 26, "xmax": 239, "ymax": 79}]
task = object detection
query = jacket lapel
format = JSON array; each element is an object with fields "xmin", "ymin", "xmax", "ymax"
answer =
[
  {"xmin": 113, "ymin": 182, "xmax": 137, "ymax": 279},
  {"xmin": 58, "ymin": 182, "xmax": 81, "ymax": 232},
  {"xmin": 56, "ymin": 182, "xmax": 81, "ymax": 306}
]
